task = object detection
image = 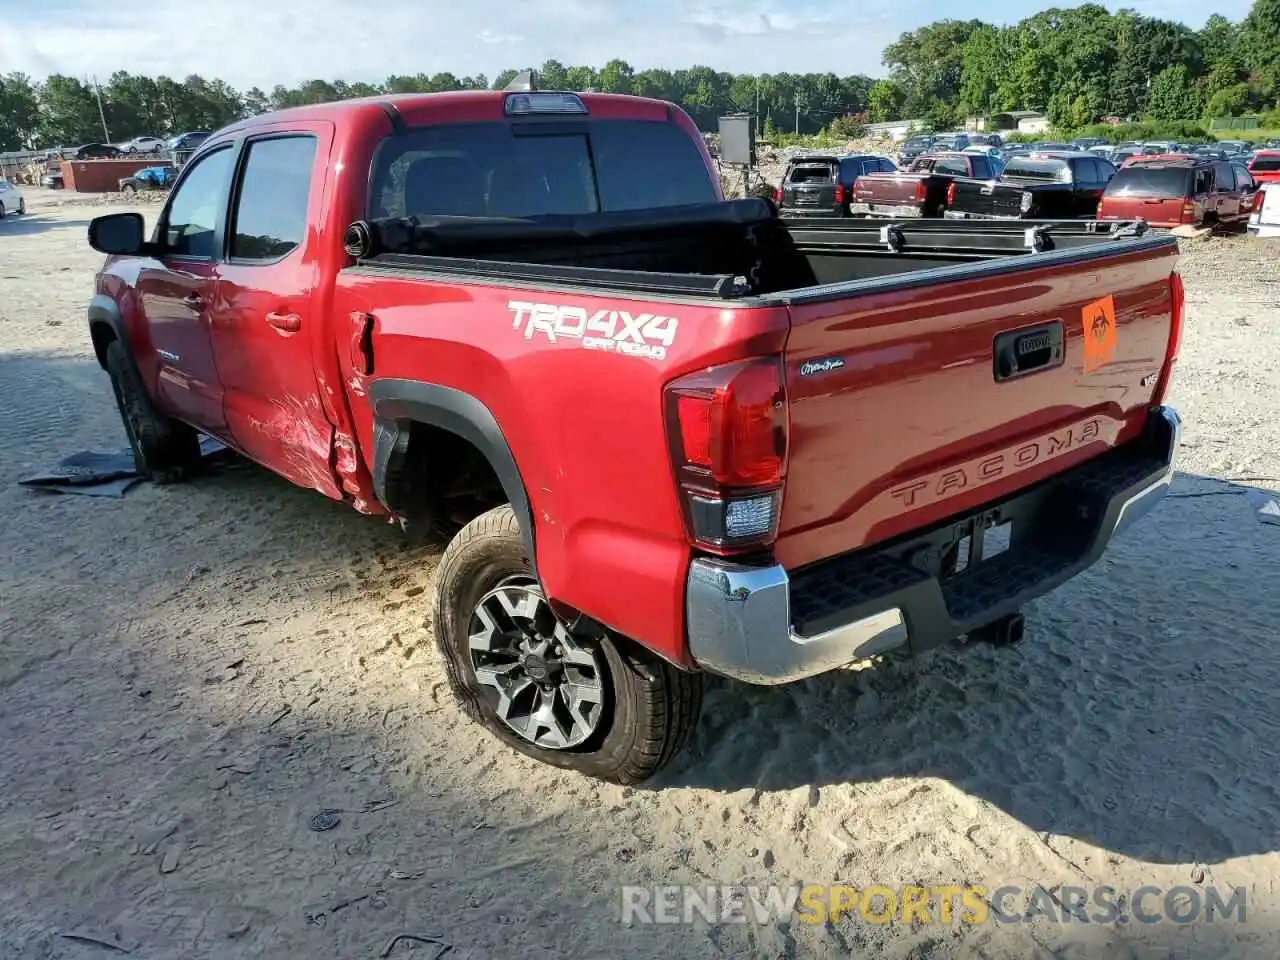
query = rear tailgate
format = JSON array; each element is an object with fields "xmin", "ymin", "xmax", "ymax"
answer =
[
  {"xmin": 948, "ymin": 179, "xmax": 1026, "ymax": 217},
  {"xmin": 774, "ymin": 236, "xmax": 1179, "ymax": 571},
  {"xmin": 852, "ymin": 173, "xmax": 924, "ymax": 206}
]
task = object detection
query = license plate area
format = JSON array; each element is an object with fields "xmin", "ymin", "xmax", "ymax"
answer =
[{"xmin": 922, "ymin": 512, "xmax": 1014, "ymax": 580}]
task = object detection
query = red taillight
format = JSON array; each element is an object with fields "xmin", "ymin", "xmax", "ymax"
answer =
[
  {"xmin": 773, "ymin": 187, "xmax": 782, "ymax": 205},
  {"xmin": 1253, "ymin": 191, "xmax": 1265, "ymax": 213},
  {"xmin": 834, "ymin": 183, "xmax": 846, "ymax": 204},
  {"xmin": 664, "ymin": 357, "xmax": 787, "ymax": 552},
  {"xmin": 946, "ymin": 182, "xmax": 956, "ymax": 206},
  {"xmin": 914, "ymin": 181, "xmax": 927, "ymax": 203},
  {"xmin": 1154, "ymin": 271, "xmax": 1184, "ymax": 403},
  {"xmin": 1180, "ymin": 201, "xmax": 1195, "ymax": 223}
]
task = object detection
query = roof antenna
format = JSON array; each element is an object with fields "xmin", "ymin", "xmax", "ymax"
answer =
[{"xmin": 505, "ymin": 70, "xmax": 537, "ymax": 92}]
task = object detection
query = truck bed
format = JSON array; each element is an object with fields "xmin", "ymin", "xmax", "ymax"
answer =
[{"xmin": 343, "ymin": 199, "xmax": 1160, "ymax": 303}]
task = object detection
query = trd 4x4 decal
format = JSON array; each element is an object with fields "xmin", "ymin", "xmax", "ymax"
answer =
[{"xmin": 508, "ymin": 300, "xmax": 679, "ymax": 361}]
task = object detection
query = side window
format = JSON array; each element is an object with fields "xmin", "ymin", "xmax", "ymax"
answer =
[
  {"xmin": 934, "ymin": 158, "xmax": 967, "ymax": 176},
  {"xmin": 1232, "ymin": 165, "xmax": 1254, "ymax": 192},
  {"xmin": 878, "ymin": 158, "xmax": 898, "ymax": 172},
  {"xmin": 1213, "ymin": 163, "xmax": 1235, "ymax": 193},
  {"xmin": 1095, "ymin": 159, "xmax": 1117, "ymax": 184},
  {"xmin": 1194, "ymin": 169, "xmax": 1213, "ymax": 195},
  {"xmin": 163, "ymin": 146, "xmax": 234, "ymax": 258},
  {"xmin": 230, "ymin": 136, "xmax": 318, "ymax": 262},
  {"xmin": 971, "ymin": 157, "xmax": 991, "ymax": 179}
]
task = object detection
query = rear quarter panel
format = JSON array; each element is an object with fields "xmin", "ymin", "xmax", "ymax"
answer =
[{"xmin": 332, "ymin": 271, "xmax": 789, "ymax": 665}]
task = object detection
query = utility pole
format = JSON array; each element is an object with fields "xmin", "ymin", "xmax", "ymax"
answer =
[
  {"xmin": 92, "ymin": 75, "xmax": 111, "ymax": 142},
  {"xmin": 794, "ymin": 92, "xmax": 803, "ymax": 134},
  {"xmin": 755, "ymin": 77, "xmax": 760, "ymax": 137}
]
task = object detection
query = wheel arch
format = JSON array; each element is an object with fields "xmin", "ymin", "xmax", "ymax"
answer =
[
  {"xmin": 88, "ymin": 294, "xmax": 129, "ymax": 370},
  {"xmin": 368, "ymin": 378, "xmax": 537, "ymax": 575}
]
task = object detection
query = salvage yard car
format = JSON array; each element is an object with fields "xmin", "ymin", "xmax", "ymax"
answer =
[
  {"xmin": 1100, "ymin": 155, "xmax": 1258, "ymax": 229},
  {"xmin": 946, "ymin": 152, "xmax": 1116, "ymax": 220},
  {"xmin": 774, "ymin": 153, "xmax": 898, "ymax": 217},
  {"xmin": 850, "ymin": 151, "xmax": 1000, "ymax": 217},
  {"xmin": 84, "ymin": 84, "xmax": 1184, "ymax": 783},
  {"xmin": 0, "ymin": 177, "xmax": 26, "ymax": 217}
]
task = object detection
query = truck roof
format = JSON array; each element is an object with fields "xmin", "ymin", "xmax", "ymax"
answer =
[{"xmin": 215, "ymin": 90, "xmax": 684, "ymax": 137}]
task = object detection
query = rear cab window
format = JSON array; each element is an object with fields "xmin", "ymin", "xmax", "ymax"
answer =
[
  {"xmin": 369, "ymin": 119, "xmax": 718, "ymax": 219},
  {"xmin": 1250, "ymin": 156, "xmax": 1280, "ymax": 172},
  {"xmin": 1003, "ymin": 159, "xmax": 1071, "ymax": 182}
]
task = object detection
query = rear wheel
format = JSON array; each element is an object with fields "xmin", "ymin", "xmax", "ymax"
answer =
[
  {"xmin": 17, "ymin": 198, "xmax": 24, "ymax": 215},
  {"xmin": 434, "ymin": 505, "xmax": 702, "ymax": 784},
  {"xmin": 104, "ymin": 340, "xmax": 202, "ymax": 483},
  {"xmin": 0, "ymin": 202, "xmax": 6, "ymax": 220},
  {"xmin": 121, "ymin": 183, "xmax": 137, "ymax": 197}
]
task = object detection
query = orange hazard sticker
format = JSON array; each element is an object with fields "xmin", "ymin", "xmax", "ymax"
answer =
[{"xmin": 1082, "ymin": 295, "xmax": 1118, "ymax": 373}]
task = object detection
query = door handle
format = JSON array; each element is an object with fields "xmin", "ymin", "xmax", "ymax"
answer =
[
  {"xmin": 266, "ymin": 311, "xmax": 301, "ymax": 332},
  {"xmin": 182, "ymin": 293, "xmax": 204, "ymax": 308}
]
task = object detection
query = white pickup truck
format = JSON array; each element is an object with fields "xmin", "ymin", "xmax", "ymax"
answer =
[{"xmin": 1248, "ymin": 182, "xmax": 1279, "ymax": 237}]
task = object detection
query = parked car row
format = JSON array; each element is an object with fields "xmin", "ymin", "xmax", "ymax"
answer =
[{"xmin": 777, "ymin": 147, "xmax": 1266, "ymax": 230}]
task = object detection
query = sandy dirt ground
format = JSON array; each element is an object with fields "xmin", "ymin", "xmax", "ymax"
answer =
[{"xmin": 2, "ymin": 189, "xmax": 1279, "ymax": 959}]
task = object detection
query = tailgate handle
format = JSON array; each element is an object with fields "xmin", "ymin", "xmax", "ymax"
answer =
[{"xmin": 993, "ymin": 321, "xmax": 1064, "ymax": 381}]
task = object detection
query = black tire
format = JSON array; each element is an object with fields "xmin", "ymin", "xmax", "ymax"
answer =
[
  {"xmin": 0, "ymin": 202, "xmax": 5, "ymax": 220},
  {"xmin": 121, "ymin": 184, "xmax": 137, "ymax": 197},
  {"xmin": 17, "ymin": 198, "xmax": 24, "ymax": 215},
  {"xmin": 434, "ymin": 505, "xmax": 702, "ymax": 784},
  {"xmin": 104, "ymin": 339, "xmax": 202, "ymax": 484}
]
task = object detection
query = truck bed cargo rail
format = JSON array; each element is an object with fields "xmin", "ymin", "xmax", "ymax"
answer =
[{"xmin": 345, "ymin": 202, "xmax": 1163, "ymax": 303}]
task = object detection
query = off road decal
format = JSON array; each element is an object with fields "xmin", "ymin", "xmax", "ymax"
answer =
[
  {"xmin": 507, "ymin": 301, "xmax": 678, "ymax": 361},
  {"xmin": 1082, "ymin": 295, "xmax": 1118, "ymax": 373}
]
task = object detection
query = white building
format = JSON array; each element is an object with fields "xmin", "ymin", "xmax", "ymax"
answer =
[{"xmin": 862, "ymin": 119, "xmax": 927, "ymax": 141}]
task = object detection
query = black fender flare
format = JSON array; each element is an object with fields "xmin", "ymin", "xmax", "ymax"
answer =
[
  {"xmin": 367, "ymin": 379, "xmax": 537, "ymax": 574},
  {"xmin": 87, "ymin": 294, "xmax": 129, "ymax": 370}
]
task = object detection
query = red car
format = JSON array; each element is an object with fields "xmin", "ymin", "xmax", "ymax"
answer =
[
  {"xmin": 85, "ymin": 83, "xmax": 1183, "ymax": 782},
  {"xmin": 1100, "ymin": 154, "xmax": 1258, "ymax": 228},
  {"xmin": 1247, "ymin": 149, "xmax": 1280, "ymax": 185}
]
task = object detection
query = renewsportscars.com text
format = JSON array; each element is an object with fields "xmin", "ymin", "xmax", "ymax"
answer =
[{"xmin": 620, "ymin": 884, "xmax": 1247, "ymax": 926}]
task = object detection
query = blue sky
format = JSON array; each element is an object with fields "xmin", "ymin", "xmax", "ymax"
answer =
[{"xmin": 0, "ymin": 0, "xmax": 1257, "ymax": 89}]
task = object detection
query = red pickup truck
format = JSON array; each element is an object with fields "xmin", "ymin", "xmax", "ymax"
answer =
[
  {"xmin": 86, "ymin": 85, "xmax": 1183, "ymax": 783},
  {"xmin": 850, "ymin": 151, "xmax": 1000, "ymax": 217}
]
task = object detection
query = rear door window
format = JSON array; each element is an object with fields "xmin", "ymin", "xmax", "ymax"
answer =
[
  {"xmin": 932, "ymin": 157, "xmax": 969, "ymax": 176},
  {"xmin": 787, "ymin": 163, "xmax": 836, "ymax": 184},
  {"xmin": 1250, "ymin": 157, "xmax": 1280, "ymax": 172},
  {"xmin": 1232, "ymin": 164, "xmax": 1254, "ymax": 192},
  {"xmin": 1213, "ymin": 162, "xmax": 1236, "ymax": 193},
  {"xmin": 229, "ymin": 136, "xmax": 317, "ymax": 261},
  {"xmin": 369, "ymin": 119, "xmax": 717, "ymax": 219}
]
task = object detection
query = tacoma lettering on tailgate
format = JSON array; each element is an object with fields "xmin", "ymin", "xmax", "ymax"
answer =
[
  {"xmin": 889, "ymin": 418, "xmax": 1105, "ymax": 510},
  {"xmin": 508, "ymin": 300, "xmax": 679, "ymax": 361}
]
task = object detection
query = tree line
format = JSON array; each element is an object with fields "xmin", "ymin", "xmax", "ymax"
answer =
[{"xmin": 1, "ymin": 0, "xmax": 1277, "ymax": 153}]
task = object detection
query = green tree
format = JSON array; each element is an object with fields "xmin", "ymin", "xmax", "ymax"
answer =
[
  {"xmin": 597, "ymin": 59, "xmax": 634, "ymax": 94},
  {"xmin": 1239, "ymin": 0, "xmax": 1280, "ymax": 100},
  {"xmin": 867, "ymin": 79, "xmax": 905, "ymax": 121},
  {"xmin": 1146, "ymin": 65, "xmax": 1201, "ymax": 120},
  {"xmin": 0, "ymin": 72, "xmax": 40, "ymax": 149},
  {"xmin": 37, "ymin": 75, "xmax": 102, "ymax": 145}
]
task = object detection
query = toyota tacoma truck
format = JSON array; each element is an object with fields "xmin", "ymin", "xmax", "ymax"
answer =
[
  {"xmin": 850, "ymin": 151, "xmax": 1000, "ymax": 218},
  {"xmin": 85, "ymin": 83, "xmax": 1184, "ymax": 784}
]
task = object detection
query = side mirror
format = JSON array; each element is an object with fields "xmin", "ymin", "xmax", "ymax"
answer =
[{"xmin": 88, "ymin": 212, "xmax": 146, "ymax": 255}]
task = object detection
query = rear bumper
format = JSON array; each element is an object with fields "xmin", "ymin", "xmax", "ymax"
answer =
[
  {"xmin": 686, "ymin": 405, "xmax": 1181, "ymax": 685},
  {"xmin": 850, "ymin": 203, "xmax": 924, "ymax": 217}
]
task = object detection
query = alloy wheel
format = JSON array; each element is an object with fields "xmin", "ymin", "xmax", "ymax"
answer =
[{"xmin": 468, "ymin": 577, "xmax": 606, "ymax": 749}]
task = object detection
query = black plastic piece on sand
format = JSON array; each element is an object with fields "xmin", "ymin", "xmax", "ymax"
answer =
[{"xmin": 18, "ymin": 436, "xmax": 229, "ymax": 498}]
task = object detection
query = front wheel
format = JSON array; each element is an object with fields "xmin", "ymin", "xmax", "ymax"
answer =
[
  {"xmin": 433, "ymin": 505, "xmax": 702, "ymax": 784},
  {"xmin": 104, "ymin": 340, "xmax": 202, "ymax": 483}
]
